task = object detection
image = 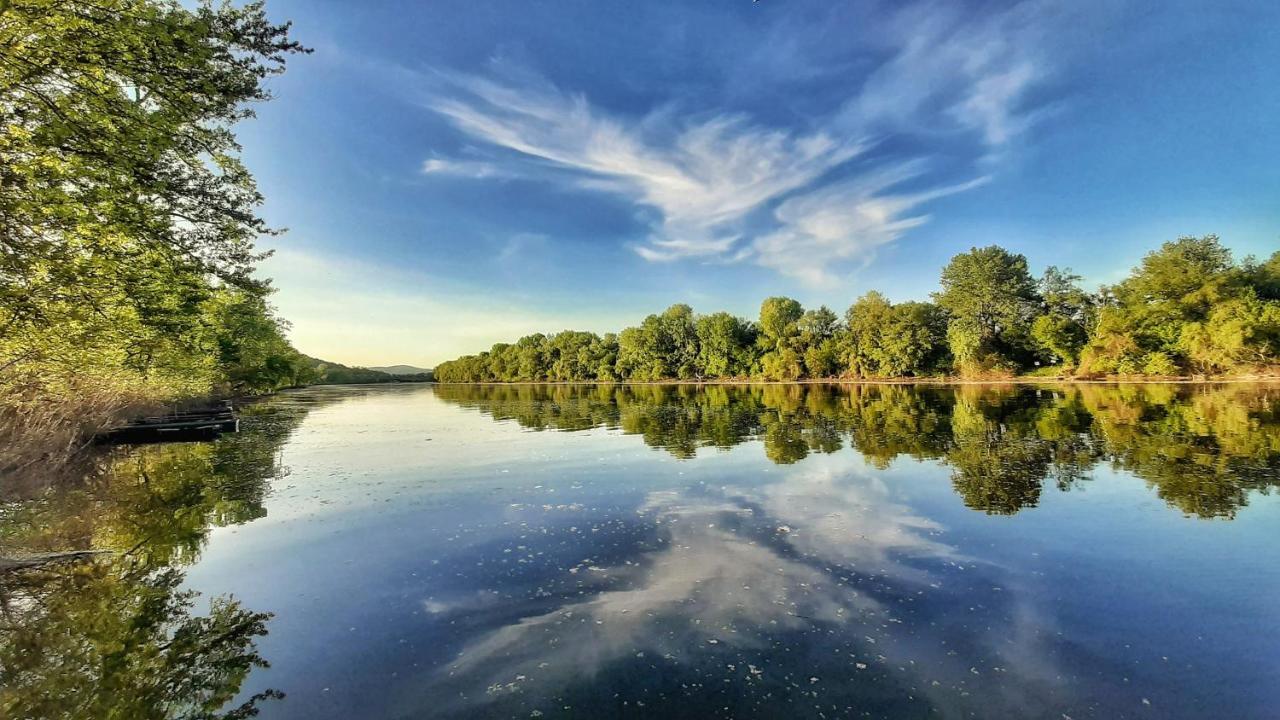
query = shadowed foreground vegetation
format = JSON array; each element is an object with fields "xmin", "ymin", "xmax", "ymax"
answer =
[
  {"xmin": 436, "ymin": 236, "xmax": 1280, "ymax": 383},
  {"xmin": 435, "ymin": 382, "xmax": 1280, "ymax": 518}
]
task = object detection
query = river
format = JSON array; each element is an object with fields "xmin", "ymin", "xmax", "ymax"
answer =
[{"xmin": 3, "ymin": 382, "xmax": 1279, "ymax": 719}]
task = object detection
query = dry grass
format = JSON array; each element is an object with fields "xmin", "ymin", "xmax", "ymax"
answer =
[{"xmin": 0, "ymin": 375, "xmax": 164, "ymax": 500}]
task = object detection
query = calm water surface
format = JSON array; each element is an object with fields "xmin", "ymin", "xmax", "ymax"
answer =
[{"xmin": 3, "ymin": 383, "xmax": 1279, "ymax": 719}]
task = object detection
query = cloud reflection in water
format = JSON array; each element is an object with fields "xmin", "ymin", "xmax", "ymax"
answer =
[{"xmin": 420, "ymin": 454, "xmax": 1077, "ymax": 718}]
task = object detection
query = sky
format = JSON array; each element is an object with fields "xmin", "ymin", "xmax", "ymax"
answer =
[{"xmin": 237, "ymin": 0, "xmax": 1280, "ymax": 367}]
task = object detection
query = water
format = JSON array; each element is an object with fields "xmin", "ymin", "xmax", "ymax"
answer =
[{"xmin": 3, "ymin": 383, "xmax": 1279, "ymax": 719}]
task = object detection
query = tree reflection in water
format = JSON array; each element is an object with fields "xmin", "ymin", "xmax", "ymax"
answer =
[
  {"xmin": 0, "ymin": 400, "xmax": 312, "ymax": 719},
  {"xmin": 434, "ymin": 382, "xmax": 1280, "ymax": 519}
]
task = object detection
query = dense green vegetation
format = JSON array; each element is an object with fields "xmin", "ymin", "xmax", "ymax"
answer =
[
  {"xmin": 436, "ymin": 382, "xmax": 1280, "ymax": 519},
  {"xmin": 0, "ymin": 1, "xmax": 313, "ymax": 457},
  {"xmin": 437, "ymin": 236, "xmax": 1280, "ymax": 383}
]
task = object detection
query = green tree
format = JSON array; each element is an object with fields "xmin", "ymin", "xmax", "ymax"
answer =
[
  {"xmin": 660, "ymin": 304, "xmax": 700, "ymax": 379},
  {"xmin": 935, "ymin": 246, "xmax": 1041, "ymax": 374},
  {"xmin": 844, "ymin": 294, "xmax": 948, "ymax": 377},
  {"xmin": 0, "ymin": 0, "xmax": 312, "ymax": 471},
  {"xmin": 1030, "ymin": 267, "xmax": 1093, "ymax": 367},
  {"xmin": 880, "ymin": 302, "xmax": 950, "ymax": 376},
  {"xmin": 757, "ymin": 297, "xmax": 804, "ymax": 379},
  {"xmin": 844, "ymin": 292, "xmax": 895, "ymax": 376},
  {"xmin": 695, "ymin": 312, "xmax": 754, "ymax": 378},
  {"xmin": 1180, "ymin": 296, "xmax": 1280, "ymax": 373},
  {"xmin": 1079, "ymin": 235, "xmax": 1262, "ymax": 375},
  {"xmin": 796, "ymin": 306, "xmax": 840, "ymax": 377},
  {"xmin": 758, "ymin": 297, "xmax": 804, "ymax": 346}
]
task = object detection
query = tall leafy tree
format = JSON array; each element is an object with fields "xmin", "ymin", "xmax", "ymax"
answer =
[
  {"xmin": 1030, "ymin": 266, "xmax": 1094, "ymax": 367},
  {"xmin": 695, "ymin": 312, "xmax": 754, "ymax": 378},
  {"xmin": 844, "ymin": 292, "xmax": 895, "ymax": 376},
  {"xmin": 758, "ymin": 297, "xmax": 805, "ymax": 380},
  {"xmin": 935, "ymin": 246, "xmax": 1041, "ymax": 374},
  {"xmin": 1080, "ymin": 235, "xmax": 1279, "ymax": 375},
  {"xmin": 0, "ymin": 0, "xmax": 310, "ymax": 464}
]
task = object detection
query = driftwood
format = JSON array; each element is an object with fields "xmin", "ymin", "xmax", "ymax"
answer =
[{"xmin": 0, "ymin": 550, "xmax": 111, "ymax": 573}]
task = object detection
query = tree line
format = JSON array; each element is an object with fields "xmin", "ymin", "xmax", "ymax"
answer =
[{"xmin": 436, "ymin": 236, "xmax": 1280, "ymax": 383}]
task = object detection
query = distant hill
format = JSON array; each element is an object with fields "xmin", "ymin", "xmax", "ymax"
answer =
[
  {"xmin": 301, "ymin": 356, "xmax": 433, "ymax": 385},
  {"xmin": 368, "ymin": 364, "xmax": 433, "ymax": 376}
]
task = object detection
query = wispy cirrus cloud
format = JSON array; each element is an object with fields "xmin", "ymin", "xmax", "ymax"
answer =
[
  {"xmin": 418, "ymin": 1, "xmax": 1055, "ymax": 282},
  {"xmin": 753, "ymin": 170, "xmax": 992, "ymax": 285},
  {"xmin": 429, "ymin": 74, "xmax": 866, "ymax": 261},
  {"xmin": 838, "ymin": 1, "xmax": 1051, "ymax": 149}
]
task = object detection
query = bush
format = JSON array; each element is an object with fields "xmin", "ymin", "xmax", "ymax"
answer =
[{"xmin": 1142, "ymin": 352, "xmax": 1180, "ymax": 376}]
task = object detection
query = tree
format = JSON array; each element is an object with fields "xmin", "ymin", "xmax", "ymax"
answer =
[
  {"xmin": 695, "ymin": 312, "xmax": 753, "ymax": 378},
  {"xmin": 760, "ymin": 346, "xmax": 804, "ymax": 381},
  {"xmin": 660, "ymin": 304, "xmax": 700, "ymax": 379},
  {"xmin": 204, "ymin": 289, "xmax": 316, "ymax": 393},
  {"xmin": 589, "ymin": 334, "xmax": 620, "ymax": 381},
  {"xmin": 515, "ymin": 334, "xmax": 549, "ymax": 380},
  {"xmin": 757, "ymin": 297, "xmax": 804, "ymax": 379},
  {"xmin": 935, "ymin": 246, "xmax": 1041, "ymax": 374},
  {"xmin": 1030, "ymin": 266, "xmax": 1093, "ymax": 367},
  {"xmin": 843, "ymin": 292, "xmax": 895, "ymax": 376},
  {"xmin": 1078, "ymin": 235, "xmax": 1272, "ymax": 375},
  {"xmin": 1180, "ymin": 296, "xmax": 1280, "ymax": 373},
  {"xmin": 843, "ymin": 294, "xmax": 948, "ymax": 377},
  {"xmin": 0, "ymin": 0, "xmax": 312, "ymax": 466},
  {"xmin": 795, "ymin": 306, "xmax": 840, "ymax": 377},
  {"xmin": 758, "ymin": 297, "xmax": 804, "ymax": 346},
  {"xmin": 880, "ymin": 302, "xmax": 950, "ymax": 376},
  {"xmin": 0, "ymin": 0, "xmax": 305, "ymax": 309}
]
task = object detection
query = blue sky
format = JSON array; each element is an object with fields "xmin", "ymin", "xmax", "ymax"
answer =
[{"xmin": 239, "ymin": 0, "xmax": 1280, "ymax": 366}]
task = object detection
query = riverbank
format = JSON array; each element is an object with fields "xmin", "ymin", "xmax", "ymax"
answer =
[
  {"xmin": 433, "ymin": 372, "xmax": 1280, "ymax": 387},
  {"xmin": 0, "ymin": 376, "xmax": 438, "ymax": 497}
]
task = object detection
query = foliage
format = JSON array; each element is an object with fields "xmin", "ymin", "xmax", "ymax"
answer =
[
  {"xmin": 436, "ymin": 237, "xmax": 1278, "ymax": 383},
  {"xmin": 1079, "ymin": 236, "xmax": 1280, "ymax": 375},
  {"xmin": 1030, "ymin": 266, "xmax": 1093, "ymax": 366},
  {"xmin": 695, "ymin": 312, "xmax": 755, "ymax": 378},
  {"xmin": 843, "ymin": 293, "xmax": 949, "ymax": 377},
  {"xmin": 0, "ymin": 0, "xmax": 311, "ymax": 459},
  {"xmin": 934, "ymin": 246, "xmax": 1041, "ymax": 375}
]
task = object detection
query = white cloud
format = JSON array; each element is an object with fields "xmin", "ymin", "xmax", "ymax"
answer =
[
  {"xmin": 429, "ymin": 76, "xmax": 865, "ymax": 260},
  {"xmin": 420, "ymin": 157, "xmax": 510, "ymax": 179},
  {"xmin": 754, "ymin": 170, "xmax": 992, "ymax": 285},
  {"xmin": 418, "ymin": 1, "xmax": 1051, "ymax": 280},
  {"xmin": 838, "ymin": 1, "xmax": 1050, "ymax": 147}
]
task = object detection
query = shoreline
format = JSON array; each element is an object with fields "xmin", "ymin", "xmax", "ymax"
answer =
[{"xmin": 429, "ymin": 375, "xmax": 1280, "ymax": 387}]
